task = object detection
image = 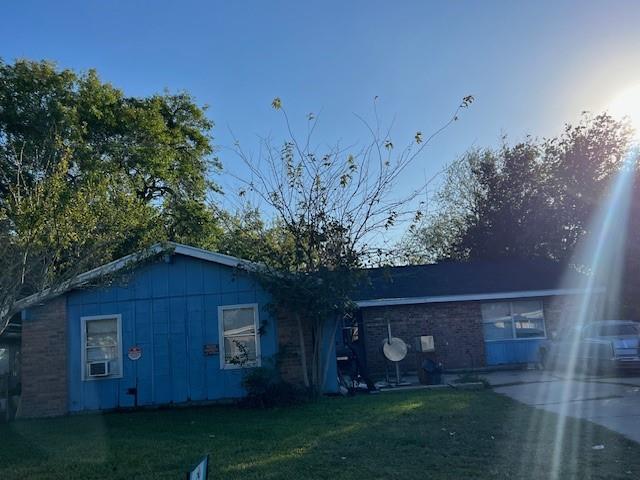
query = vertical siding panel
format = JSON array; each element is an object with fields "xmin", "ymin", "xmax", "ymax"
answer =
[
  {"xmin": 203, "ymin": 261, "xmax": 220, "ymax": 294},
  {"xmin": 135, "ymin": 299, "xmax": 153, "ymax": 406},
  {"xmin": 204, "ymin": 294, "xmax": 223, "ymax": 399},
  {"xmin": 236, "ymin": 289, "xmax": 257, "ymax": 306},
  {"xmin": 83, "ymin": 382, "xmax": 101, "ymax": 411},
  {"xmin": 116, "ymin": 301, "xmax": 134, "ymax": 408},
  {"xmin": 187, "ymin": 296, "xmax": 206, "ymax": 401},
  {"xmin": 169, "ymin": 296, "xmax": 188, "ymax": 403},
  {"xmin": 135, "ymin": 264, "xmax": 152, "ymax": 298},
  {"xmin": 186, "ymin": 259, "xmax": 204, "ymax": 295},
  {"xmin": 168, "ymin": 257, "xmax": 187, "ymax": 298},
  {"xmin": 484, "ymin": 339, "xmax": 543, "ymax": 365},
  {"xmin": 116, "ymin": 281, "xmax": 135, "ymax": 302},
  {"xmin": 152, "ymin": 298, "xmax": 171, "ymax": 404},
  {"xmin": 220, "ymin": 292, "xmax": 239, "ymax": 307},
  {"xmin": 99, "ymin": 285, "xmax": 118, "ymax": 304},
  {"xmin": 152, "ymin": 262, "xmax": 169, "ymax": 298},
  {"xmin": 218, "ymin": 265, "xmax": 235, "ymax": 294}
]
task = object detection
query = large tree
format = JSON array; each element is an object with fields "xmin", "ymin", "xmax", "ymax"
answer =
[
  {"xmin": 403, "ymin": 113, "xmax": 634, "ymax": 263},
  {"xmin": 402, "ymin": 113, "xmax": 640, "ymax": 314},
  {"xmin": 231, "ymin": 96, "xmax": 473, "ymax": 392},
  {"xmin": 0, "ymin": 59, "xmax": 220, "ymax": 325}
]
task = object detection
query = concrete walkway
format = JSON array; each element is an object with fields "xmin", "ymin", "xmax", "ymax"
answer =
[{"xmin": 487, "ymin": 370, "xmax": 640, "ymax": 443}]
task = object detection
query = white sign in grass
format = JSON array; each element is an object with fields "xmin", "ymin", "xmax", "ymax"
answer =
[{"xmin": 186, "ymin": 455, "xmax": 208, "ymax": 480}]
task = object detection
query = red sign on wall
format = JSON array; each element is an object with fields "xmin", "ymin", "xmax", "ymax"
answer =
[
  {"xmin": 127, "ymin": 346, "xmax": 142, "ymax": 361},
  {"xmin": 203, "ymin": 344, "xmax": 219, "ymax": 356}
]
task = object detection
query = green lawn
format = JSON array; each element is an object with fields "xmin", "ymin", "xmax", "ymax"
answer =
[{"xmin": 1, "ymin": 389, "xmax": 639, "ymax": 479}]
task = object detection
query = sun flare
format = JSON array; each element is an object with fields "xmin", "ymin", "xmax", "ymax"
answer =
[{"xmin": 607, "ymin": 84, "xmax": 640, "ymax": 136}]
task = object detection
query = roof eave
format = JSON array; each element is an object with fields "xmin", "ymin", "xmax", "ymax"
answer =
[
  {"xmin": 355, "ymin": 287, "xmax": 606, "ymax": 308},
  {"xmin": 7, "ymin": 242, "xmax": 258, "ymax": 317}
]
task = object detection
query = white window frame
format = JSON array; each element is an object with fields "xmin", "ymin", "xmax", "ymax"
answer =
[
  {"xmin": 81, "ymin": 314, "xmax": 123, "ymax": 381},
  {"xmin": 218, "ymin": 303, "xmax": 261, "ymax": 370},
  {"xmin": 482, "ymin": 300, "xmax": 547, "ymax": 342}
]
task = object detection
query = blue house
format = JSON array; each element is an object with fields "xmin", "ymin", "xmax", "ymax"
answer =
[
  {"xmin": 11, "ymin": 243, "xmax": 337, "ymax": 418},
  {"xmin": 2, "ymin": 245, "xmax": 598, "ymax": 419}
]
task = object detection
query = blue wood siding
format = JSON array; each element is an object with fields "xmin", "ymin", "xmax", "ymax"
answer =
[
  {"xmin": 66, "ymin": 255, "xmax": 278, "ymax": 412},
  {"xmin": 484, "ymin": 339, "xmax": 543, "ymax": 366}
]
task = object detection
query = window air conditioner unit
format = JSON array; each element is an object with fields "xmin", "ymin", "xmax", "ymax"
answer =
[{"xmin": 88, "ymin": 361, "xmax": 110, "ymax": 377}]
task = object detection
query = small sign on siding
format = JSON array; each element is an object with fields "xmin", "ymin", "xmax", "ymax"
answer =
[
  {"xmin": 203, "ymin": 344, "xmax": 219, "ymax": 356},
  {"xmin": 127, "ymin": 346, "xmax": 142, "ymax": 361}
]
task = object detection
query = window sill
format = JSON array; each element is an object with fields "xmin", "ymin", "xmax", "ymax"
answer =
[
  {"xmin": 221, "ymin": 361, "xmax": 261, "ymax": 370},
  {"xmin": 82, "ymin": 374, "xmax": 123, "ymax": 382}
]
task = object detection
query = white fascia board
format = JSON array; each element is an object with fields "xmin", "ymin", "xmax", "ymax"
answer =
[
  {"xmin": 11, "ymin": 243, "xmax": 169, "ymax": 313},
  {"xmin": 171, "ymin": 243, "xmax": 259, "ymax": 271},
  {"xmin": 11, "ymin": 242, "xmax": 258, "ymax": 314},
  {"xmin": 355, "ymin": 287, "xmax": 606, "ymax": 308}
]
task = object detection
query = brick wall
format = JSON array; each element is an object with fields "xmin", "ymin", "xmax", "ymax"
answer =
[
  {"xmin": 361, "ymin": 301, "xmax": 486, "ymax": 379},
  {"xmin": 276, "ymin": 310, "xmax": 314, "ymax": 386},
  {"xmin": 361, "ymin": 295, "xmax": 588, "ymax": 379},
  {"xmin": 543, "ymin": 295, "xmax": 585, "ymax": 334},
  {"xmin": 18, "ymin": 296, "xmax": 68, "ymax": 418}
]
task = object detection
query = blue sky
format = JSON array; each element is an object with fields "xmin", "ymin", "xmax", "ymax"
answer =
[{"xmin": 3, "ymin": 0, "xmax": 640, "ymax": 209}]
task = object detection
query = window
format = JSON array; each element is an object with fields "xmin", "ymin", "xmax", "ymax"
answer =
[
  {"xmin": 592, "ymin": 323, "xmax": 640, "ymax": 337},
  {"xmin": 81, "ymin": 315, "xmax": 122, "ymax": 380},
  {"xmin": 219, "ymin": 304, "xmax": 260, "ymax": 369},
  {"xmin": 481, "ymin": 300, "xmax": 546, "ymax": 341}
]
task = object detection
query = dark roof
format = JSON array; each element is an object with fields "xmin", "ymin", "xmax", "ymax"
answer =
[{"xmin": 353, "ymin": 258, "xmax": 585, "ymax": 302}]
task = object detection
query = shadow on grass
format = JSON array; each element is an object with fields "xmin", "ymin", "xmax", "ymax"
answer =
[{"xmin": 1, "ymin": 390, "xmax": 639, "ymax": 479}]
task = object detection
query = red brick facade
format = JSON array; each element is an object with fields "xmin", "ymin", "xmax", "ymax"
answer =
[
  {"xmin": 275, "ymin": 310, "xmax": 340, "ymax": 391},
  {"xmin": 18, "ymin": 296, "xmax": 68, "ymax": 418},
  {"xmin": 361, "ymin": 295, "xmax": 583, "ymax": 379},
  {"xmin": 275, "ymin": 311, "xmax": 316, "ymax": 386},
  {"xmin": 542, "ymin": 295, "xmax": 582, "ymax": 334},
  {"xmin": 361, "ymin": 301, "xmax": 486, "ymax": 377}
]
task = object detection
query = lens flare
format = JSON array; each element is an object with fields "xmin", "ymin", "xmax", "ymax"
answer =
[
  {"xmin": 549, "ymin": 160, "xmax": 634, "ymax": 478},
  {"xmin": 608, "ymin": 85, "xmax": 640, "ymax": 137}
]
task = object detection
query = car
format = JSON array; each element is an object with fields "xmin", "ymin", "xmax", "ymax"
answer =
[{"xmin": 539, "ymin": 320, "xmax": 640, "ymax": 374}]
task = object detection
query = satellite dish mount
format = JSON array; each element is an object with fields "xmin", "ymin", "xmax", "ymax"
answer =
[{"xmin": 381, "ymin": 319, "xmax": 411, "ymax": 387}]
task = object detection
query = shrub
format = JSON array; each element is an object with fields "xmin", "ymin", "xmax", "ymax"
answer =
[{"xmin": 240, "ymin": 365, "xmax": 308, "ymax": 408}]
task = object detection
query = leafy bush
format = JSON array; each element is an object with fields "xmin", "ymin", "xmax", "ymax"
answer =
[{"xmin": 240, "ymin": 365, "xmax": 308, "ymax": 408}]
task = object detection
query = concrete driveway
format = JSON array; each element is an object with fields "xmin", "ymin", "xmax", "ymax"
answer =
[{"xmin": 487, "ymin": 370, "xmax": 640, "ymax": 443}]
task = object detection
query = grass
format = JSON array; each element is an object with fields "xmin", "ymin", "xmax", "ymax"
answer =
[{"xmin": 1, "ymin": 389, "xmax": 639, "ymax": 479}]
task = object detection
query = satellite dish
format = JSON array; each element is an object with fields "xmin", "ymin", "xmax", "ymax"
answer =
[{"xmin": 382, "ymin": 337, "xmax": 408, "ymax": 362}]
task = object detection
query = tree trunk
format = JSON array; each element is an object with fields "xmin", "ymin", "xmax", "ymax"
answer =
[{"xmin": 295, "ymin": 313, "xmax": 310, "ymax": 388}]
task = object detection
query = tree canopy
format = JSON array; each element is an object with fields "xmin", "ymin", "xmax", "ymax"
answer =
[
  {"xmin": 230, "ymin": 96, "xmax": 473, "ymax": 391},
  {"xmin": 0, "ymin": 59, "xmax": 221, "ymax": 319},
  {"xmin": 402, "ymin": 113, "xmax": 635, "ymax": 263},
  {"xmin": 401, "ymin": 112, "xmax": 640, "ymax": 315}
]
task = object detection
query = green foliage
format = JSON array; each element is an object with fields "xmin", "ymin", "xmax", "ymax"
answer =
[
  {"xmin": 403, "ymin": 112, "xmax": 635, "ymax": 264},
  {"xmin": 0, "ymin": 59, "xmax": 220, "ymax": 316},
  {"xmin": 215, "ymin": 207, "xmax": 295, "ymax": 264},
  {"xmin": 401, "ymin": 112, "xmax": 640, "ymax": 316},
  {"xmin": 240, "ymin": 363, "xmax": 307, "ymax": 408},
  {"xmin": 232, "ymin": 97, "xmax": 473, "ymax": 392}
]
